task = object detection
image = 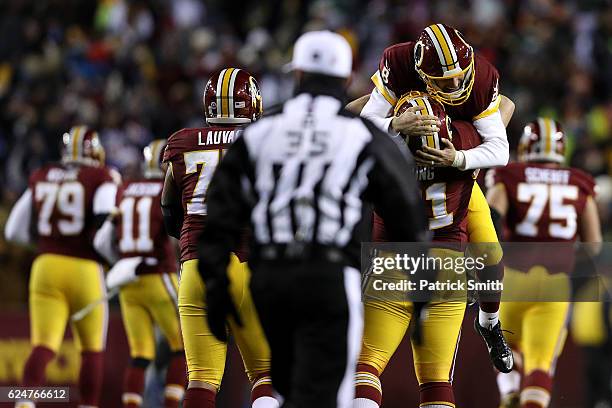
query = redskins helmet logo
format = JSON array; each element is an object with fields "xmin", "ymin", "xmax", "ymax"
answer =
[
  {"xmin": 249, "ymin": 76, "xmax": 262, "ymax": 115},
  {"xmin": 414, "ymin": 40, "xmax": 424, "ymax": 68}
]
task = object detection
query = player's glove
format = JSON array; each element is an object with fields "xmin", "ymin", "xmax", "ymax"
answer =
[{"xmin": 200, "ymin": 269, "xmax": 242, "ymax": 342}]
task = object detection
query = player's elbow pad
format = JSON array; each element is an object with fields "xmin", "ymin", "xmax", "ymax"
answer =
[{"xmin": 161, "ymin": 204, "xmax": 183, "ymax": 239}]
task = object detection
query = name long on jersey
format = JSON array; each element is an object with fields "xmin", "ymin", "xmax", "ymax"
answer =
[{"xmin": 249, "ymin": 94, "xmax": 375, "ymax": 247}]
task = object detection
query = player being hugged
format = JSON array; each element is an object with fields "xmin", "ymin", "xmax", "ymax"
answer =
[
  {"xmin": 357, "ymin": 92, "xmax": 496, "ymax": 408},
  {"xmin": 348, "ymin": 22, "xmax": 515, "ymax": 375},
  {"xmin": 5, "ymin": 126, "xmax": 120, "ymax": 408},
  {"xmin": 487, "ymin": 119, "xmax": 602, "ymax": 408},
  {"xmin": 161, "ymin": 68, "xmax": 278, "ymax": 408},
  {"xmin": 93, "ymin": 139, "xmax": 186, "ymax": 408}
]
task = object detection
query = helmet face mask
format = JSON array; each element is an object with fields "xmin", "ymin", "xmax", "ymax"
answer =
[
  {"xmin": 518, "ymin": 118, "xmax": 565, "ymax": 164},
  {"xmin": 415, "ymin": 24, "xmax": 475, "ymax": 106},
  {"xmin": 204, "ymin": 68, "xmax": 263, "ymax": 125}
]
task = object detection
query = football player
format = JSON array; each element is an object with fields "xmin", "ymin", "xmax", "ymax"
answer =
[
  {"xmin": 161, "ymin": 68, "xmax": 278, "ymax": 408},
  {"xmin": 355, "ymin": 93, "xmax": 484, "ymax": 408},
  {"xmin": 351, "ymin": 22, "xmax": 513, "ymax": 373},
  {"xmin": 4, "ymin": 126, "xmax": 120, "ymax": 408},
  {"xmin": 487, "ymin": 118, "xmax": 602, "ymax": 408},
  {"xmin": 93, "ymin": 139, "xmax": 186, "ymax": 408}
]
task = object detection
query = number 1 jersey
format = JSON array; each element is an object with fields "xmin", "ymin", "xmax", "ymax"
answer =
[
  {"xmin": 163, "ymin": 126, "xmax": 241, "ymax": 262},
  {"xmin": 493, "ymin": 162, "xmax": 595, "ymax": 242}
]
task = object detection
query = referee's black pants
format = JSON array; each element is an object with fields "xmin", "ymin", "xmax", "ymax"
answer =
[{"xmin": 249, "ymin": 256, "xmax": 363, "ymax": 408}]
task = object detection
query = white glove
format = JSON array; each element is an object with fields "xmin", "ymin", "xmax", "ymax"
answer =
[{"xmin": 106, "ymin": 257, "xmax": 142, "ymax": 290}]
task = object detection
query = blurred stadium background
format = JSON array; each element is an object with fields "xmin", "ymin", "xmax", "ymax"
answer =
[{"xmin": 0, "ymin": 0, "xmax": 611, "ymax": 407}]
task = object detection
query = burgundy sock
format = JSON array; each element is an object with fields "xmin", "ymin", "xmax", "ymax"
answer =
[
  {"xmin": 79, "ymin": 351, "xmax": 104, "ymax": 406},
  {"xmin": 183, "ymin": 387, "xmax": 216, "ymax": 408},
  {"xmin": 123, "ymin": 365, "xmax": 145, "ymax": 407},
  {"xmin": 164, "ymin": 353, "xmax": 186, "ymax": 408},
  {"xmin": 22, "ymin": 346, "xmax": 55, "ymax": 386}
]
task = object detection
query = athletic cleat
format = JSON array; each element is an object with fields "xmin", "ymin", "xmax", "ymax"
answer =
[
  {"xmin": 499, "ymin": 392, "xmax": 520, "ymax": 408},
  {"xmin": 474, "ymin": 318, "xmax": 514, "ymax": 373}
]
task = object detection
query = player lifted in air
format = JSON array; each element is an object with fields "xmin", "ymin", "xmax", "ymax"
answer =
[
  {"xmin": 5, "ymin": 126, "xmax": 120, "ymax": 408},
  {"xmin": 93, "ymin": 139, "xmax": 186, "ymax": 408},
  {"xmin": 487, "ymin": 118, "xmax": 602, "ymax": 408},
  {"xmin": 356, "ymin": 93, "xmax": 485, "ymax": 408},
  {"xmin": 161, "ymin": 68, "xmax": 278, "ymax": 408},
  {"xmin": 348, "ymin": 23, "xmax": 514, "ymax": 373}
]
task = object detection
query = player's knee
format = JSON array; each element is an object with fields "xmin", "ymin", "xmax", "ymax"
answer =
[
  {"xmin": 470, "ymin": 242, "xmax": 503, "ymax": 266},
  {"xmin": 130, "ymin": 357, "xmax": 151, "ymax": 369}
]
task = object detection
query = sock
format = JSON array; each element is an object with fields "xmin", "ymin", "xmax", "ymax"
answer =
[
  {"xmin": 251, "ymin": 373, "xmax": 279, "ymax": 407},
  {"xmin": 420, "ymin": 382, "xmax": 454, "ymax": 407},
  {"xmin": 123, "ymin": 364, "xmax": 146, "ymax": 407},
  {"xmin": 164, "ymin": 353, "xmax": 186, "ymax": 408},
  {"xmin": 79, "ymin": 351, "xmax": 104, "ymax": 406},
  {"xmin": 22, "ymin": 346, "xmax": 55, "ymax": 387},
  {"xmin": 354, "ymin": 364, "xmax": 382, "ymax": 406},
  {"xmin": 353, "ymin": 397, "xmax": 380, "ymax": 407},
  {"xmin": 14, "ymin": 402, "xmax": 35, "ymax": 408},
  {"xmin": 183, "ymin": 387, "xmax": 216, "ymax": 408},
  {"xmin": 479, "ymin": 309, "xmax": 499, "ymax": 329},
  {"xmin": 520, "ymin": 370, "xmax": 552, "ymax": 408},
  {"xmin": 497, "ymin": 369, "xmax": 521, "ymax": 397},
  {"xmin": 477, "ymin": 262, "xmax": 504, "ymax": 314}
]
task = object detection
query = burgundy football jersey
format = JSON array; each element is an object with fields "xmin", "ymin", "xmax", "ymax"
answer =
[
  {"xmin": 29, "ymin": 163, "xmax": 117, "ymax": 261},
  {"xmin": 493, "ymin": 162, "xmax": 595, "ymax": 242},
  {"xmin": 163, "ymin": 126, "xmax": 247, "ymax": 262},
  {"xmin": 372, "ymin": 42, "xmax": 500, "ymax": 121},
  {"xmin": 115, "ymin": 178, "xmax": 176, "ymax": 274},
  {"xmin": 373, "ymin": 120, "xmax": 482, "ymax": 243}
]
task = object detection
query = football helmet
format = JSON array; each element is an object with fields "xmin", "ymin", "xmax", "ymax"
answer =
[
  {"xmin": 518, "ymin": 118, "xmax": 565, "ymax": 164},
  {"xmin": 414, "ymin": 24, "xmax": 475, "ymax": 106},
  {"xmin": 204, "ymin": 68, "xmax": 263, "ymax": 124},
  {"xmin": 394, "ymin": 91, "xmax": 452, "ymax": 151},
  {"xmin": 61, "ymin": 125, "xmax": 105, "ymax": 166},
  {"xmin": 143, "ymin": 139, "xmax": 168, "ymax": 178}
]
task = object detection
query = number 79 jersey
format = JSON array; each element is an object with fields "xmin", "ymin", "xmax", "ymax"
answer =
[
  {"xmin": 163, "ymin": 126, "xmax": 239, "ymax": 262},
  {"xmin": 492, "ymin": 162, "xmax": 596, "ymax": 242}
]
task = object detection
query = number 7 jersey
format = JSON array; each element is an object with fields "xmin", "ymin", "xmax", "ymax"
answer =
[
  {"xmin": 163, "ymin": 126, "xmax": 240, "ymax": 262},
  {"xmin": 492, "ymin": 162, "xmax": 596, "ymax": 242}
]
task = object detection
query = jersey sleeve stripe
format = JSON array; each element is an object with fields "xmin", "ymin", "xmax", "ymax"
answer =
[
  {"xmin": 472, "ymin": 95, "xmax": 501, "ymax": 121},
  {"xmin": 371, "ymin": 71, "xmax": 397, "ymax": 105}
]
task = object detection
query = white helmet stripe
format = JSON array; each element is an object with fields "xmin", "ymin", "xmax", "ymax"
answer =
[
  {"xmin": 548, "ymin": 119, "xmax": 557, "ymax": 155},
  {"xmin": 424, "ymin": 26, "xmax": 447, "ymax": 72},
  {"xmin": 216, "ymin": 69, "xmax": 227, "ymax": 118},
  {"xmin": 227, "ymin": 68, "xmax": 240, "ymax": 118},
  {"xmin": 437, "ymin": 24, "xmax": 458, "ymax": 68}
]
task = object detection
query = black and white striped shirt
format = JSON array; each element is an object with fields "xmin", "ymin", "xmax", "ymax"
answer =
[{"xmin": 199, "ymin": 92, "xmax": 428, "ymax": 268}]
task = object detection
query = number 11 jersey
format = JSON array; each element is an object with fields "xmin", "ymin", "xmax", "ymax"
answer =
[{"xmin": 163, "ymin": 126, "xmax": 241, "ymax": 262}]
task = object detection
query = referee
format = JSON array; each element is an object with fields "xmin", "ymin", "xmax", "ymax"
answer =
[{"xmin": 197, "ymin": 30, "xmax": 428, "ymax": 408}]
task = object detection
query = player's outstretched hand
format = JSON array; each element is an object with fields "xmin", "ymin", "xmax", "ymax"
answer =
[
  {"xmin": 415, "ymin": 138, "xmax": 456, "ymax": 167},
  {"xmin": 204, "ymin": 275, "xmax": 243, "ymax": 342},
  {"xmin": 392, "ymin": 106, "xmax": 440, "ymax": 137}
]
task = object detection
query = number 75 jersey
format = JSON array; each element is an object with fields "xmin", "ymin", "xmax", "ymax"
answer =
[
  {"xmin": 492, "ymin": 162, "xmax": 596, "ymax": 242},
  {"xmin": 163, "ymin": 126, "xmax": 240, "ymax": 262}
]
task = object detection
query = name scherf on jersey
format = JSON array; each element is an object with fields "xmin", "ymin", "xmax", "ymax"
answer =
[
  {"xmin": 524, "ymin": 167, "xmax": 570, "ymax": 184},
  {"xmin": 198, "ymin": 130, "xmax": 238, "ymax": 146}
]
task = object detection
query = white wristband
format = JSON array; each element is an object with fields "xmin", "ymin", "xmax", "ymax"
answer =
[{"xmin": 452, "ymin": 150, "xmax": 467, "ymax": 170}]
